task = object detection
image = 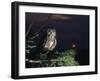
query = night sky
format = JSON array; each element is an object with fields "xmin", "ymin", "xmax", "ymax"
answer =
[{"xmin": 26, "ymin": 12, "xmax": 89, "ymax": 65}]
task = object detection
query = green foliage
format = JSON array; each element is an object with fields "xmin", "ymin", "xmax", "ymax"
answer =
[
  {"xmin": 26, "ymin": 47, "xmax": 79, "ymax": 67},
  {"xmin": 65, "ymin": 49, "xmax": 76, "ymax": 57},
  {"xmin": 56, "ymin": 56, "xmax": 79, "ymax": 66},
  {"xmin": 49, "ymin": 49, "xmax": 79, "ymax": 67}
]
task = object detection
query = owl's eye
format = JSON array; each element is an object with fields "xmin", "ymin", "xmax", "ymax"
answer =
[{"xmin": 48, "ymin": 31, "xmax": 51, "ymax": 35}]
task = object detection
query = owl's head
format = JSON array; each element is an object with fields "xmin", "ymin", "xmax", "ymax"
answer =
[{"xmin": 47, "ymin": 28, "xmax": 56, "ymax": 39}]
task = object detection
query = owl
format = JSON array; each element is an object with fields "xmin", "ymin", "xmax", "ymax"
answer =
[{"xmin": 42, "ymin": 28, "xmax": 57, "ymax": 51}]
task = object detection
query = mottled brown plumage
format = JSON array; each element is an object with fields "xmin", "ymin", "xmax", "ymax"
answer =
[{"xmin": 42, "ymin": 28, "xmax": 57, "ymax": 51}]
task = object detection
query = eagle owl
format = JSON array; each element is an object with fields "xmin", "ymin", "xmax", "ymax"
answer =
[{"xmin": 42, "ymin": 28, "xmax": 57, "ymax": 51}]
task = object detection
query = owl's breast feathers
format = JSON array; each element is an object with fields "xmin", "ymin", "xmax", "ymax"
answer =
[{"xmin": 43, "ymin": 38, "xmax": 57, "ymax": 51}]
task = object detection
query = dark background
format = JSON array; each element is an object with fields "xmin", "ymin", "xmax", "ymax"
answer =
[{"xmin": 26, "ymin": 12, "xmax": 89, "ymax": 65}]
